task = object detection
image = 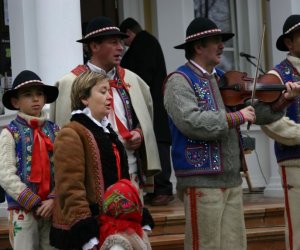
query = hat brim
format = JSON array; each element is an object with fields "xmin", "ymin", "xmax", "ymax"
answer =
[
  {"xmin": 276, "ymin": 34, "xmax": 289, "ymax": 51},
  {"xmin": 174, "ymin": 32, "xmax": 234, "ymax": 49},
  {"xmin": 2, "ymin": 84, "xmax": 59, "ymax": 110},
  {"xmin": 276, "ymin": 24, "xmax": 300, "ymax": 51},
  {"xmin": 77, "ymin": 30, "xmax": 129, "ymax": 43}
]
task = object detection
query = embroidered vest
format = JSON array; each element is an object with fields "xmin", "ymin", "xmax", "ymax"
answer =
[
  {"xmin": 274, "ymin": 60, "xmax": 300, "ymax": 162},
  {"xmin": 168, "ymin": 65, "xmax": 224, "ymax": 177},
  {"xmin": 5, "ymin": 116, "xmax": 59, "ymax": 209}
]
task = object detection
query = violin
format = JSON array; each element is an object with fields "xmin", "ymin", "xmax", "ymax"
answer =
[{"xmin": 219, "ymin": 71, "xmax": 285, "ymax": 107}]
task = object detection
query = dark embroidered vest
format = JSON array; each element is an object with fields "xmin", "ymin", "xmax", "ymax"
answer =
[
  {"xmin": 168, "ymin": 64, "xmax": 224, "ymax": 177},
  {"xmin": 5, "ymin": 115, "xmax": 59, "ymax": 209},
  {"xmin": 274, "ymin": 59, "xmax": 300, "ymax": 162}
]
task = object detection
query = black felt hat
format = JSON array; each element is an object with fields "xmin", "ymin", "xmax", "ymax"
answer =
[
  {"xmin": 2, "ymin": 70, "xmax": 59, "ymax": 110},
  {"xmin": 276, "ymin": 15, "xmax": 300, "ymax": 51},
  {"xmin": 77, "ymin": 16, "xmax": 129, "ymax": 43},
  {"xmin": 174, "ymin": 17, "xmax": 234, "ymax": 49}
]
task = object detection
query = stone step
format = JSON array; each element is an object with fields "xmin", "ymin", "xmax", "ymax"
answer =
[
  {"xmin": 150, "ymin": 227, "xmax": 286, "ymax": 250},
  {"xmin": 150, "ymin": 234, "xmax": 184, "ymax": 250},
  {"xmin": 150, "ymin": 202, "xmax": 285, "ymax": 236},
  {"xmin": 0, "ymin": 217, "xmax": 11, "ymax": 250},
  {"xmin": 0, "ymin": 218, "xmax": 286, "ymax": 250},
  {"xmin": 0, "ymin": 193, "xmax": 286, "ymax": 250},
  {"xmin": 247, "ymin": 226, "xmax": 286, "ymax": 250},
  {"xmin": 148, "ymin": 192, "xmax": 286, "ymax": 249}
]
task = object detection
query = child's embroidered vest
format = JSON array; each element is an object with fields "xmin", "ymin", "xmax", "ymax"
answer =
[
  {"xmin": 274, "ymin": 60, "xmax": 300, "ymax": 162},
  {"xmin": 5, "ymin": 115, "xmax": 59, "ymax": 209},
  {"xmin": 167, "ymin": 65, "xmax": 224, "ymax": 177}
]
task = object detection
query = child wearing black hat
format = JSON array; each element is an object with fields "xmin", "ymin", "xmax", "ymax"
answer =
[{"xmin": 0, "ymin": 70, "xmax": 59, "ymax": 250}]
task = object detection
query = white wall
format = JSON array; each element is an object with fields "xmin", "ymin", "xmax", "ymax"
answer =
[
  {"xmin": 152, "ymin": 0, "xmax": 194, "ymax": 73},
  {"xmin": 267, "ymin": 0, "xmax": 300, "ymax": 67},
  {"xmin": 118, "ymin": 0, "xmax": 145, "ymax": 28}
]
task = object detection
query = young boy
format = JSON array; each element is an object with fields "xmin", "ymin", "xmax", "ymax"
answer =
[{"xmin": 0, "ymin": 70, "xmax": 59, "ymax": 250}]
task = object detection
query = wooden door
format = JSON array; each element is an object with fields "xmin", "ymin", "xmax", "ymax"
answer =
[{"xmin": 80, "ymin": 0, "xmax": 119, "ymax": 29}]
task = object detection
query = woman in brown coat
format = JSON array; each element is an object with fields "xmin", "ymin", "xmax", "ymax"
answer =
[{"xmin": 50, "ymin": 71, "xmax": 152, "ymax": 249}]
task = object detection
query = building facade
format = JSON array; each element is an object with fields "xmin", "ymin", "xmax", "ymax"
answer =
[{"xmin": 0, "ymin": 0, "xmax": 300, "ymax": 215}]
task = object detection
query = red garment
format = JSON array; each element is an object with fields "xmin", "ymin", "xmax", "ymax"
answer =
[
  {"xmin": 109, "ymin": 79, "xmax": 133, "ymax": 140},
  {"xmin": 99, "ymin": 179, "xmax": 143, "ymax": 247},
  {"xmin": 29, "ymin": 119, "xmax": 53, "ymax": 200}
]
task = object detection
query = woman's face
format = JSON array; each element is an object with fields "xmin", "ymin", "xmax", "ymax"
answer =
[{"xmin": 82, "ymin": 79, "xmax": 112, "ymax": 120}]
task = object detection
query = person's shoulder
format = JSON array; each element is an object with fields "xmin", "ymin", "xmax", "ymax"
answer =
[
  {"xmin": 70, "ymin": 64, "xmax": 89, "ymax": 76},
  {"xmin": 0, "ymin": 127, "xmax": 14, "ymax": 144},
  {"xmin": 139, "ymin": 30, "xmax": 156, "ymax": 40},
  {"xmin": 138, "ymin": 31, "xmax": 160, "ymax": 45},
  {"xmin": 45, "ymin": 119, "xmax": 60, "ymax": 129},
  {"xmin": 57, "ymin": 65, "xmax": 88, "ymax": 83},
  {"xmin": 122, "ymin": 67, "xmax": 144, "ymax": 82}
]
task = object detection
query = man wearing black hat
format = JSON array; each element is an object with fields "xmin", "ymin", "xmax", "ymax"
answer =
[
  {"xmin": 50, "ymin": 16, "xmax": 161, "ymax": 200},
  {"xmin": 163, "ymin": 17, "xmax": 294, "ymax": 250},
  {"xmin": 261, "ymin": 14, "xmax": 300, "ymax": 250},
  {"xmin": 119, "ymin": 17, "xmax": 173, "ymax": 206}
]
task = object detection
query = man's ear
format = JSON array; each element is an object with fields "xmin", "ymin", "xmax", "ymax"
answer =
[
  {"xmin": 11, "ymin": 97, "xmax": 20, "ymax": 109},
  {"xmin": 89, "ymin": 41, "xmax": 101, "ymax": 53},
  {"xmin": 194, "ymin": 43, "xmax": 203, "ymax": 55}
]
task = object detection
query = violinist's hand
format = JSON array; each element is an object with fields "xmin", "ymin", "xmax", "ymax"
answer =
[
  {"xmin": 284, "ymin": 81, "xmax": 300, "ymax": 100},
  {"xmin": 240, "ymin": 105, "xmax": 256, "ymax": 123}
]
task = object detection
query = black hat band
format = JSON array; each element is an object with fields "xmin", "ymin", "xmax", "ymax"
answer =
[
  {"xmin": 84, "ymin": 26, "xmax": 121, "ymax": 39},
  {"xmin": 285, "ymin": 22, "xmax": 300, "ymax": 35},
  {"xmin": 14, "ymin": 80, "xmax": 43, "ymax": 89},
  {"xmin": 186, "ymin": 28, "xmax": 221, "ymax": 42}
]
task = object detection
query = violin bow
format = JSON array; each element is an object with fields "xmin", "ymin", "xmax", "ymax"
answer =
[{"xmin": 247, "ymin": 23, "xmax": 266, "ymax": 131}]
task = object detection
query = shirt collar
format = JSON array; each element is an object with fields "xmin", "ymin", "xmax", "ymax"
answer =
[
  {"xmin": 17, "ymin": 111, "xmax": 47, "ymax": 126},
  {"xmin": 287, "ymin": 54, "xmax": 300, "ymax": 73},
  {"xmin": 71, "ymin": 107, "xmax": 110, "ymax": 133},
  {"xmin": 87, "ymin": 61, "xmax": 116, "ymax": 79},
  {"xmin": 190, "ymin": 60, "xmax": 217, "ymax": 76}
]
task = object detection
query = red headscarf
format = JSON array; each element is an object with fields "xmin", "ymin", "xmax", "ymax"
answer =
[{"xmin": 99, "ymin": 179, "xmax": 143, "ymax": 247}]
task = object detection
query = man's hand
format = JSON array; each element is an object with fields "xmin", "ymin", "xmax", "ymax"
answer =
[
  {"xmin": 240, "ymin": 105, "xmax": 256, "ymax": 123},
  {"xmin": 284, "ymin": 81, "xmax": 300, "ymax": 100},
  {"xmin": 124, "ymin": 130, "xmax": 142, "ymax": 150}
]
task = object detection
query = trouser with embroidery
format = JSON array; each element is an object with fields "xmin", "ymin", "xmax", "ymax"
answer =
[
  {"xmin": 280, "ymin": 166, "xmax": 300, "ymax": 250},
  {"xmin": 182, "ymin": 186, "xmax": 246, "ymax": 250},
  {"xmin": 9, "ymin": 209, "xmax": 56, "ymax": 250}
]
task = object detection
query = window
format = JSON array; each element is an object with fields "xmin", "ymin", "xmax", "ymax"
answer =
[{"xmin": 194, "ymin": 0, "xmax": 237, "ymax": 71}]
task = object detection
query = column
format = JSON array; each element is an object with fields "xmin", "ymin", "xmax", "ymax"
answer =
[
  {"xmin": 8, "ymin": 0, "xmax": 83, "ymax": 84},
  {"xmin": 263, "ymin": 139, "xmax": 283, "ymax": 197}
]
